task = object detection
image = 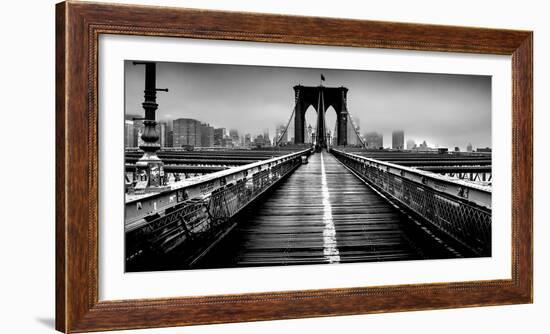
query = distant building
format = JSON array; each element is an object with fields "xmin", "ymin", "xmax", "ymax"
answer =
[
  {"xmin": 124, "ymin": 120, "xmax": 135, "ymax": 148},
  {"xmin": 305, "ymin": 124, "xmax": 314, "ymax": 144},
  {"xmin": 262, "ymin": 129, "xmax": 271, "ymax": 147},
  {"xmin": 412, "ymin": 140, "xmax": 437, "ymax": 152},
  {"xmin": 125, "ymin": 120, "xmax": 135, "ymax": 147},
  {"xmin": 406, "ymin": 139, "xmax": 416, "ymax": 150},
  {"xmin": 364, "ymin": 132, "xmax": 383, "ymax": 149},
  {"xmin": 392, "ymin": 130, "xmax": 404, "ymax": 150},
  {"xmin": 158, "ymin": 122, "xmax": 167, "ymax": 147},
  {"xmin": 253, "ymin": 134, "xmax": 267, "ymax": 147},
  {"xmin": 275, "ymin": 124, "xmax": 288, "ymax": 145},
  {"xmin": 244, "ymin": 133, "xmax": 252, "ymax": 147},
  {"xmin": 229, "ymin": 129, "xmax": 240, "ymax": 147},
  {"xmin": 466, "ymin": 142, "xmax": 473, "ymax": 152},
  {"xmin": 166, "ymin": 130, "xmax": 173, "ymax": 147},
  {"xmin": 132, "ymin": 120, "xmax": 145, "ymax": 148},
  {"xmin": 454, "ymin": 146, "xmax": 460, "ymax": 152},
  {"xmin": 200, "ymin": 123, "xmax": 214, "ymax": 147},
  {"xmin": 222, "ymin": 137, "xmax": 233, "ymax": 147},
  {"xmin": 125, "ymin": 114, "xmax": 142, "ymax": 148},
  {"xmin": 476, "ymin": 147, "xmax": 492, "ymax": 153},
  {"xmin": 173, "ymin": 118, "xmax": 201, "ymax": 148},
  {"xmin": 214, "ymin": 128, "xmax": 226, "ymax": 146}
]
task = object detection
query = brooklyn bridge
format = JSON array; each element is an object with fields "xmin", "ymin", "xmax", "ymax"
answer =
[{"xmin": 125, "ymin": 62, "xmax": 492, "ymax": 272}]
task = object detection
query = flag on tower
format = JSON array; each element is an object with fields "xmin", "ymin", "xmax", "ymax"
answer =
[{"xmin": 321, "ymin": 74, "xmax": 326, "ymax": 81}]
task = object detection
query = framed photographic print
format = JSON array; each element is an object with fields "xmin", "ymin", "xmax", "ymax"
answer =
[{"xmin": 56, "ymin": 1, "xmax": 533, "ymax": 332}]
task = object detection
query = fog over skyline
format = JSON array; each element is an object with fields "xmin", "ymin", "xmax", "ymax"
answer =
[{"xmin": 125, "ymin": 61, "xmax": 491, "ymax": 150}]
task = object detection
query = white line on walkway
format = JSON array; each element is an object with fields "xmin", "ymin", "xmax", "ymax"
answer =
[{"xmin": 320, "ymin": 153, "xmax": 341, "ymax": 263}]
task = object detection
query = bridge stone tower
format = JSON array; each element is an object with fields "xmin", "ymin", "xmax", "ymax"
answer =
[{"xmin": 293, "ymin": 85, "xmax": 348, "ymax": 148}]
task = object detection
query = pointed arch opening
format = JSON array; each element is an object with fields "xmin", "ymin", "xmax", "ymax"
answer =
[
  {"xmin": 303, "ymin": 105, "xmax": 317, "ymax": 144},
  {"xmin": 325, "ymin": 105, "xmax": 337, "ymax": 146}
]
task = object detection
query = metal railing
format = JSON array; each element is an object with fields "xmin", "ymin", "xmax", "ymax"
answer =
[
  {"xmin": 331, "ymin": 149, "xmax": 492, "ymax": 256},
  {"xmin": 125, "ymin": 149, "xmax": 311, "ymax": 264}
]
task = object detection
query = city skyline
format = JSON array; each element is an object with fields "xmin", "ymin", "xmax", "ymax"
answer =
[
  {"xmin": 124, "ymin": 115, "xmax": 277, "ymax": 149},
  {"xmin": 125, "ymin": 114, "xmax": 491, "ymax": 152},
  {"xmin": 125, "ymin": 61, "xmax": 491, "ymax": 150}
]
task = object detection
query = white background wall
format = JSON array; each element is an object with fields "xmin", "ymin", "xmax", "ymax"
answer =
[{"xmin": 0, "ymin": 0, "xmax": 547, "ymax": 333}]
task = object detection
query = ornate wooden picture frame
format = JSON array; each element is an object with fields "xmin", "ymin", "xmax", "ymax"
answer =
[{"xmin": 56, "ymin": 1, "xmax": 532, "ymax": 332}]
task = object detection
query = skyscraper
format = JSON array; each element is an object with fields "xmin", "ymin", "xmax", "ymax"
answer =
[
  {"xmin": 158, "ymin": 122, "xmax": 167, "ymax": 147},
  {"xmin": 263, "ymin": 129, "xmax": 271, "ymax": 147},
  {"xmin": 253, "ymin": 134, "xmax": 266, "ymax": 147},
  {"xmin": 392, "ymin": 130, "xmax": 405, "ymax": 150},
  {"xmin": 275, "ymin": 124, "xmax": 287, "ymax": 145},
  {"xmin": 364, "ymin": 132, "xmax": 383, "ymax": 149},
  {"xmin": 229, "ymin": 129, "xmax": 239, "ymax": 147},
  {"xmin": 200, "ymin": 123, "xmax": 215, "ymax": 147},
  {"xmin": 214, "ymin": 128, "xmax": 226, "ymax": 146},
  {"xmin": 124, "ymin": 120, "xmax": 135, "ymax": 147},
  {"xmin": 166, "ymin": 130, "xmax": 173, "ymax": 147},
  {"xmin": 305, "ymin": 124, "xmax": 314, "ymax": 144},
  {"xmin": 173, "ymin": 118, "xmax": 202, "ymax": 147},
  {"xmin": 466, "ymin": 142, "xmax": 473, "ymax": 152}
]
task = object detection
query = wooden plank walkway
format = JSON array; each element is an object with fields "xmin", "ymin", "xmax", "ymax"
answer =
[{"xmin": 196, "ymin": 151, "xmax": 437, "ymax": 268}]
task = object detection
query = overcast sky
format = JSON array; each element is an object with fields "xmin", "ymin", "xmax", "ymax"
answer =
[{"xmin": 125, "ymin": 61, "xmax": 491, "ymax": 150}]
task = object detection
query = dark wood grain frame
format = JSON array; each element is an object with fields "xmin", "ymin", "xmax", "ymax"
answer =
[{"xmin": 55, "ymin": 1, "xmax": 533, "ymax": 332}]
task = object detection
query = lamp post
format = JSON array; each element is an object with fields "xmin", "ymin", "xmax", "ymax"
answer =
[{"xmin": 133, "ymin": 62, "xmax": 169, "ymax": 192}]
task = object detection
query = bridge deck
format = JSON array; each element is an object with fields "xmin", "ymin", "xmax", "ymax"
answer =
[{"xmin": 196, "ymin": 151, "xmax": 446, "ymax": 268}]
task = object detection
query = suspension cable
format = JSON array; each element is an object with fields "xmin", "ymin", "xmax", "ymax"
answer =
[
  {"xmin": 347, "ymin": 110, "xmax": 366, "ymax": 147},
  {"xmin": 275, "ymin": 107, "xmax": 295, "ymax": 146},
  {"xmin": 276, "ymin": 90, "xmax": 300, "ymax": 146}
]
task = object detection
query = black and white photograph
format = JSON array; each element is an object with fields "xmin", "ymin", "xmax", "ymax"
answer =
[
  {"xmin": 3, "ymin": 0, "xmax": 546, "ymax": 332},
  {"xmin": 124, "ymin": 60, "xmax": 492, "ymax": 272}
]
